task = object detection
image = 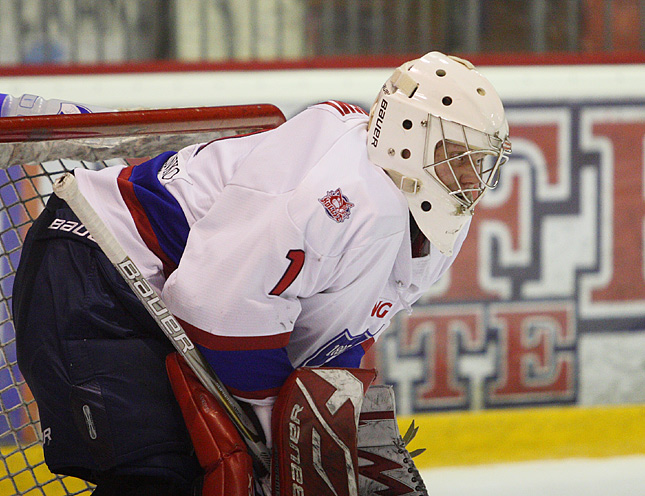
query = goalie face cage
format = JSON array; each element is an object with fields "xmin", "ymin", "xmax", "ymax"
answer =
[{"xmin": 0, "ymin": 104, "xmax": 286, "ymax": 496}]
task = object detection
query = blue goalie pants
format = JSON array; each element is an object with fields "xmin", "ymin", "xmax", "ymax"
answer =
[{"xmin": 12, "ymin": 194, "xmax": 201, "ymax": 489}]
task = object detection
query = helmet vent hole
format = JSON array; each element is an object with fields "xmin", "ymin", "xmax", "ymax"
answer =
[
  {"xmin": 442, "ymin": 96, "xmax": 453, "ymax": 106},
  {"xmin": 436, "ymin": 69, "xmax": 446, "ymax": 77},
  {"xmin": 401, "ymin": 149, "xmax": 411, "ymax": 159},
  {"xmin": 402, "ymin": 119, "xmax": 413, "ymax": 130},
  {"xmin": 421, "ymin": 201, "xmax": 432, "ymax": 212},
  {"xmin": 477, "ymin": 87, "xmax": 486, "ymax": 96}
]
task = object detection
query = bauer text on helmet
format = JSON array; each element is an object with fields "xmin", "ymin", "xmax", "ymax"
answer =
[{"xmin": 367, "ymin": 51, "xmax": 512, "ymax": 256}]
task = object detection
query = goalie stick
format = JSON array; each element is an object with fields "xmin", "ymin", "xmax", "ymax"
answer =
[{"xmin": 53, "ymin": 172, "xmax": 273, "ymax": 487}]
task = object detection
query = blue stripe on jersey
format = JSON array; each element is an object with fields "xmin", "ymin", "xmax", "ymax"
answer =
[
  {"xmin": 128, "ymin": 151, "xmax": 189, "ymax": 265},
  {"xmin": 324, "ymin": 344, "xmax": 366, "ymax": 368},
  {"xmin": 197, "ymin": 343, "xmax": 295, "ymax": 394}
]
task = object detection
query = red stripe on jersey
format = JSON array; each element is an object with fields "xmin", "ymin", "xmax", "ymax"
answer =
[
  {"xmin": 320, "ymin": 100, "xmax": 367, "ymax": 117},
  {"xmin": 178, "ymin": 317, "xmax": 291, "ymax": 351},
  {"xmin": 320, "ymin": 100, "xmax": 345, "ymax": 115},
  {"xmin": 117, "ymin": 167, "xmax": 177, "ymax": 277},
  {"xmin": 350, "ymin": 103, "xmax": 368, "ymax": 115},
  {"xmin": 339, "ymin": 101, "xmax": 357, "ymax": 115},
  {"xmin": 336, "ymin": 101, "xmax": 353, "ymax": 115}
]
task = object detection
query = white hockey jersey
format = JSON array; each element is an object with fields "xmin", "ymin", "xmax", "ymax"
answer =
[{"xmin": 75, "ymin": 101, "xmax": 469, "ymax": 409}]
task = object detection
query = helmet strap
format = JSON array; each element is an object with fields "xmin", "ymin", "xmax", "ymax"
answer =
[{"xmin": 383, "ymin": 169, "xmax": 420, "ymax": 194}]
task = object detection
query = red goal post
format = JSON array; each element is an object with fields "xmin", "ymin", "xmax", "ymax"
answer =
[{"xmin": 0, "ymin": 104, "xmax": 285, "ymax": 496}]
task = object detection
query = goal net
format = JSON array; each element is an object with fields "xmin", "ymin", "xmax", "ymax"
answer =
[{"xmin": 0, "ymin": 104, "xmax": 286, "ymax": 496}]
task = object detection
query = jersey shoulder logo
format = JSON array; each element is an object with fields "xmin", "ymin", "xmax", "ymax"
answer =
[
  {"xmin": 157, "ymin": 154, "xmax": 193, "ymax": 185},
  {"xmin": 316, "ymin": 100, "xmax": 368, "ymax": 119},
  {"xmin": 319, "ymin": 188, "xmax": 355, "ymax": 223}
]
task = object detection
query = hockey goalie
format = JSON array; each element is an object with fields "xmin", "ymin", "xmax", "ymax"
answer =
[{"xmin": 11, "ymin": 51, "xmax": 510, "ymax": 495}]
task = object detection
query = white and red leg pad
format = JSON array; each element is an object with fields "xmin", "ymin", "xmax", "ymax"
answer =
[
  {"xmin": 271, "ymin": 367, "xmax": 376, "ymax": 496},
  {"xmin": 166, "ymin": 352, "xmax": 254, "ymax": 496}
]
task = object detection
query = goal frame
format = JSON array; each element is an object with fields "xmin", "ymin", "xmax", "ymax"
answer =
[{"xmin": 0, "ymin": 104, "xmax": 285, "ymax": 142}]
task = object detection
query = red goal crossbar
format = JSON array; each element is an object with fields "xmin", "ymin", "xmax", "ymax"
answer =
[{"xmin": 0, "ymin": 104, "xmax": 285, "ymax": 142}]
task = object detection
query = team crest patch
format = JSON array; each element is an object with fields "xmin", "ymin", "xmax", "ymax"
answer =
[{"xmin": 319, "ymin": 188, "xmax": 355, "ymax": 223}]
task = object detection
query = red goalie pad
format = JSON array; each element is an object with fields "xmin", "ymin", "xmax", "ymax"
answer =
[
  {"xmin": 271, "ymin": 368, "xmax": 376, "ymax": 496},
  {"xmin": 166, "ymin": 352, "xmax": 254, "ymax": 496}
]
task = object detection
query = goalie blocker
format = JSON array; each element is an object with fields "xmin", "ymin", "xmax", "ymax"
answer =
[
  {"xmin": 271, "ymin": 368, "xmax": 429, "ymax": 496},
  {"xmin": 272, "ymin": 368, "xmax": 428, "ymax": 496},
  {"xmin": 271, "ymin": 367, "xmax": 376, "ymax": 496}
]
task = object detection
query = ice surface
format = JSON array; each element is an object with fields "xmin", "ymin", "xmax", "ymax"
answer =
[{"xmin": 421, "ymin": 456, "xmax": 645, "ymax": 496}]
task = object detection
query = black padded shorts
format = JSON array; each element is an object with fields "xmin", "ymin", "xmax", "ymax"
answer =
[{"xmin": 12, "ymin": 194, "xmax": 200, "ymax": 489}]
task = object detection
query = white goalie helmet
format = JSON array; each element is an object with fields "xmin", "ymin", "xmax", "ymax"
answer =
[{"xmin": 367, "ymin": 51, "xmax": 511, "ymax": 255}]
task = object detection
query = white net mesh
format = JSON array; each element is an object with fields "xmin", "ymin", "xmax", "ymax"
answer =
[{"xmin": 0, "ymin": 159, "xmax": 104, "ymax": 496}]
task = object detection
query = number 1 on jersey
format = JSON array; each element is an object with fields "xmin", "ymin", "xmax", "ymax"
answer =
[{"xmin": 270, "ymin": 250, "xmax": 305, "ymax": 296}]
